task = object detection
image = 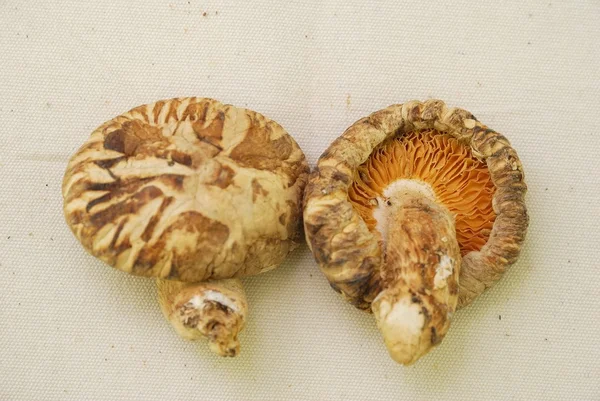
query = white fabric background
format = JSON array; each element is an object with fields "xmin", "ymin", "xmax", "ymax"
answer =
[{"xmin": 1, "ymin": 1, "xmax": 599, "ymax": 400}]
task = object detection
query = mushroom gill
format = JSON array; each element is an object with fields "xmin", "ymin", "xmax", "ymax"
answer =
[{"xmin": 348, "ymin": 129, "xmax": 496, "ymax": 255}]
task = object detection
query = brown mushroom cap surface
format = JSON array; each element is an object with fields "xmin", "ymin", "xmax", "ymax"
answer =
[
  {"xmin": 63, "ymin": 97, "xmax": 309, "ymax": 282},
  {"xmin": 303, "ymin": 99, "xmax": 528, "ymax": 310}
]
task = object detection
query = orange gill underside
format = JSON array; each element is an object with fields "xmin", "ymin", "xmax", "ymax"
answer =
[{"xmin": 348, "ymin": 129, "xmax": 496, "ymax": 255}]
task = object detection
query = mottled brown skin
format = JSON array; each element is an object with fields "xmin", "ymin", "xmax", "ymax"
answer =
[
  {"xmin": 64, "ymin": 98, "xmax": 308, "ymax": 281},
  {"xmin": 304, "ymin": 99, "xmax": 528, "ymax": 364},
  {"xmin": 63, "ymin": 97, "xmax": 309, "ymax": 356}
]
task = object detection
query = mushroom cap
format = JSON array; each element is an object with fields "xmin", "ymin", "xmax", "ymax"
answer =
[
  {"xmin": 303, "ymin": 100, "xmax": 528, "ymax": 308},
  {"xmin": 63, "ymin": 97, "xmax": 309, "ymax": 282}
]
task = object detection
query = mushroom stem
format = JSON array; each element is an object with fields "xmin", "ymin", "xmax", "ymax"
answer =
[
  {"xmin": 370, "ymin": 180, "xmax": 461, "ymax": 365},
  {"xmin": 156, "ymin": 278, "xmax": 248, "ymax": 357}
]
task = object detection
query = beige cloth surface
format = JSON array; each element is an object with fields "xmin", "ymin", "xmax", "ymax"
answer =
[{"xmin": 1, "ymin": 1, "xmax": 599, "ymax": 400}]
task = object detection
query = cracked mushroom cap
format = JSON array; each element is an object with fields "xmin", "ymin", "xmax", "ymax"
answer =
[
  {"xmin": 303, "ymin": 99, "xmax": 528, "ymax": 310},
  {"xmin": 63, "ymin": 97, "xmax": 309, "ymax": 282}
]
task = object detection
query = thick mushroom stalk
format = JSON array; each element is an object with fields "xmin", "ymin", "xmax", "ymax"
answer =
[
  {"xmin": 370, "ymin": 180, "xmax": 460, "ymax": 365},
  {"xmin": 157, "ymin": 278, "xmax": 248, "ymax": 357}
]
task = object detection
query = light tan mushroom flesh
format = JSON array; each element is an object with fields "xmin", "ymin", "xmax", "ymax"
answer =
[
  {"xmin": 63, "ymin": 97, "xmax": 309, "ymax": 356},
  {"xmin": 304, "ymin": 100, "xmax": 528, "ymax": 365}
]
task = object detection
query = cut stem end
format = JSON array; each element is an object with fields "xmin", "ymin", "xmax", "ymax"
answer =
[{"xmin": 157, "ymin": 278, "xmax": 248, "ymax": 357}]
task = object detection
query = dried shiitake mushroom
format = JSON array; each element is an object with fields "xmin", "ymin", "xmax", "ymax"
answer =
[
  {"xmin": 63, "ymin": 97, "xmax": 308, "ymax": 356},
  {"xmin": 303, "ymin": 100, "xmax": 528, "ymax": 365}
]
